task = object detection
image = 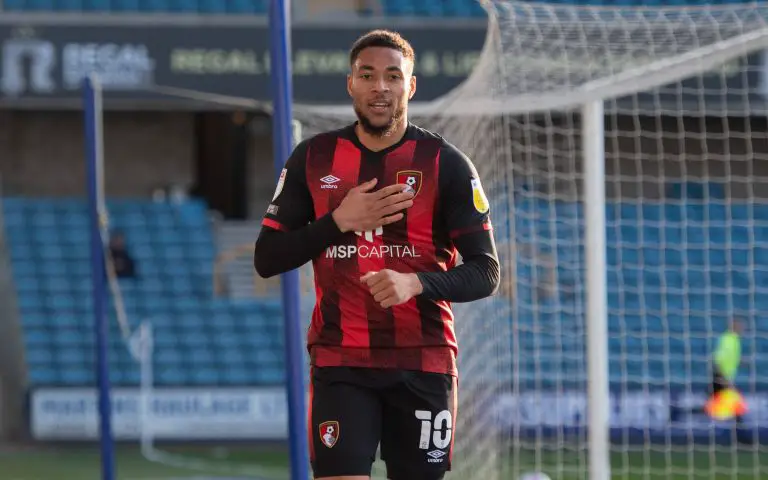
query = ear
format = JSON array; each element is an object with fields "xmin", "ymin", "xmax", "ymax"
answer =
[
  {"xmin": 347, "ymin": 73, "xmax": 353, "ymax": 98},
  {"xmin": 408, "ymin": 75, "xmax": 417, "ymax": 100}
]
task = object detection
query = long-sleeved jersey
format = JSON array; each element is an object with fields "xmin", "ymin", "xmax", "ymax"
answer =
[{"xmin": 254, "ymin": 123, "xmax": 500, "ymax": 376}]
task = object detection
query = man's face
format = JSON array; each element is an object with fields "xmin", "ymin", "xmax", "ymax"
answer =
[{"xmin": 348, "ymin": 46, "xmax": 416, "ymax": 137}]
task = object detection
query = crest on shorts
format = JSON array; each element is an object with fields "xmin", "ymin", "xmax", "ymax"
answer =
[
  {"xmin": 397, "ymin": 170, "xmax": 423, "ymax": 197},
  {"xmin": 319, "ymin": 421, "xmax": 339, "ymax": 448}
]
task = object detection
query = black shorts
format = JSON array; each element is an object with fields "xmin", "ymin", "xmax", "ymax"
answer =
[{"xmin": 309, "ymin": 366, "xmax": 457, "ymax": 479}]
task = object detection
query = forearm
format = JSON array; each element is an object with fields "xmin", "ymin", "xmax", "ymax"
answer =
[
  {"xmin": 416, "ymin": 231, "xmax": 500, "ymax": 302},
  {"xmin": 254, "ymin": 213, "xmax": 343, "ymax": 278},
  {"xmin": 417, "ymin": 253, "xmax": 500, "ymax": 302}
]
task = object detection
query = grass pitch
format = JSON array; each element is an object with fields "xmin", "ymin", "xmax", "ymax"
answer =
[{"xmin": 3, "ymin": 443, "xmax": 768, "ymax": 479}]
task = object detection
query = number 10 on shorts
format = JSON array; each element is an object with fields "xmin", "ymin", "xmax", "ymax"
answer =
[{"xmin": 415, "ymin": 409, "xmax": 453, "ymax": 450}]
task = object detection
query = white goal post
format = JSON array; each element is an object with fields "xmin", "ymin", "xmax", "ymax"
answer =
[{"xmin": 582, "ymin": 99, "xmax": 609, "ymax": 480}]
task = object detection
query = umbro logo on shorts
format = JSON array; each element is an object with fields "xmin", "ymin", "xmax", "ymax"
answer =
[{"xmin": 427, "ymin": 449, "xmax": 446, "ymax": 463}]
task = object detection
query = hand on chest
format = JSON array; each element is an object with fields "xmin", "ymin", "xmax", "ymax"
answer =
[{"xmin": 306, "ymin": 137, "xmax": 442, "ymax": 230}]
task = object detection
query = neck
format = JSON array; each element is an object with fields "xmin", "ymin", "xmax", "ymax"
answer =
[{"xmin": 355, "ymin": 117, "xmax": 408, "ymax": 152}]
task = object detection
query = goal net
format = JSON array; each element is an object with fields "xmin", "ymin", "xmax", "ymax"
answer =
[{"xmin": 296, "ymin": 1, "xmax": 768, "ymax": 479}]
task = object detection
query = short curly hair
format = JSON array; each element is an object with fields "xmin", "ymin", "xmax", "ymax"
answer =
[{"xmin": 349, "ymin": 29, "xmax": 415, "ymax": 69}]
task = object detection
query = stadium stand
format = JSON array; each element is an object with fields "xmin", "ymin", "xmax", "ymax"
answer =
[
  {"xmin": 0, "ymin": 0, "xmax": 758, "ymax": 15},
  {"xmin": 2, "ymin": 197, "xmax": 285, "ymax": 388},
  {"xmin": 1, "ymin": 0, "xmax": 270, "ymax": 13},
  {"xmin": 4, "ymin": 189, "xmax": 765, "ymax": 391},
  {"xmin": 498, "ymin": 188, "xmax": 764, "ymax": 391},
  {"xmin": 306, "ymin": 0, "xmax": 383, "ymax": 18}
]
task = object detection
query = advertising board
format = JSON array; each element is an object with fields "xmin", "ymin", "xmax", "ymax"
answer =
[
  {"xmin": 30, "ymin": 387, "xmax": 288, "ymax": 440},
  {"xmin": 31, "ymin": 386, "xmax": 768, "ymax": 443},
  {"xmin": 0, "ymin": 22, "xmax": 484, "ymax": 108}
]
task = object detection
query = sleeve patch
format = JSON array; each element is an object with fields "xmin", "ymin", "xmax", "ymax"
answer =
[
  {"xmin": 272, "ymin": 168, "xmax": 288, "ymax": 201},
  {"xmin": 266, "ymin": 204, "xmax": 279, "ymax": 215},
  {"xmin": 471, "ymin": 178, "xmax": 490, "ymax": 214}
]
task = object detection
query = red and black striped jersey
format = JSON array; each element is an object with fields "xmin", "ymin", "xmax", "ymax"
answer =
[{"xmin": 261, "ymin": 123, "xmax": 494, "ymax": 376}]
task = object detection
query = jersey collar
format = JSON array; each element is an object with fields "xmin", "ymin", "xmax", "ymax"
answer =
[{"xmin": 345, "ymin": 121, "xmax": 415, "ymax": 157}]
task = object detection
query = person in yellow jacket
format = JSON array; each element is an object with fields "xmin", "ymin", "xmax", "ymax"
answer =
[{"xmin": 706, "ymin": 318, "xmax": 747, "ymax": 422}]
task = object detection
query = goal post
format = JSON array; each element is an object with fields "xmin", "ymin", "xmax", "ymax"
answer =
[
  {"xmin": 268, "ymin": 1, "xmax": 310, "ymax": 480},
  {"xmin": 83, "ymin": 73, "xmax": 116, "ymax": 480},
  {"xmin": 582, "ymin": 99, "xmax": 610, "ymax": 480}
]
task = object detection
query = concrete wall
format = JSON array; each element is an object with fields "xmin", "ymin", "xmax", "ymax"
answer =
[
  {"xmin": 0, "ymin": 110, "xmax": 278, "ymax": 220},
  {"xmin": 0, "ymin": 110, "xmax": 195, "ymax": 197}
]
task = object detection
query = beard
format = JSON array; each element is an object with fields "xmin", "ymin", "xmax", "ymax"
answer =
[{"xmin": 354, "ymin": 101, "xmax": 406, "ymax": 138}]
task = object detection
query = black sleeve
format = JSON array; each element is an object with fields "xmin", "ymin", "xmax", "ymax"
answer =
[
  {"xmin": 254, "ymin": 139, "xmax": 345, "ymax": 278},
  {"xmin": 416, "ymin": 143, "xmax": 500, "ymax": 302}
]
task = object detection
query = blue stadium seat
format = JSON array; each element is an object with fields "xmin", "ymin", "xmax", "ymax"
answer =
[
  {"xmin": 28, "ymin": 368, "xmax": 58, "ymax": 384},
  {"xmin": 57, "ymin": 348, "xmax": 86, "ymax": 365},
  {"xmin": 191, "ymin": 368, "xmax": 220, "ymax": 384},
  {"xmin": 26, "ymin": 348, "xmax": 54, "ymax": 364},
  {"xmin": 214, "ymin": 332, "xmax": 241, "ymax": 349},
  {"xmin": 256, "ymin": 368, "xmax": 284, "ymax": 384},
  {"xmin": 385, "ymin": 0, "xmax": 415, "ymax": 15},
  {"xmin": 228, "ymin": 0, "xmax": 258, "ymax": 13},
  {"xmin": 153, "ymin": 331, "xmax": 179, "ymax": 350},
  {"xmin": 168, "ymin": 3, "xmax": 201, "ymax": 16},
  {"xmin": 57, "ymin": 0, "xmax": 83, "ymax": 9},
  {"xmin": 121, "ymin": 369, "xmax": 141, "ymax": 384},
  {"xmin": 156, "ymin": 368, "xmax": 187, "ymax": 385},
  {"xmin": 222, "ymin": 368, "xmax": 252, "ymax": 385},
  {"xmin": 141, "ymin": 0, "xmax": 170, "ymax": 11},
  {"xmin": 156, "ymin": 349, "xmax": 184, "ymax": 365}
]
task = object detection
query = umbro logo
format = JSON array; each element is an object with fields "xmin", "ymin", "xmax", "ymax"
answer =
[
  {"xmin": 426, "ymin": 449, "xmax": 446, "ymax": 463},
  {"xmin": 320, "ymin": 175, "xmax": 341, "ymax": 189}
]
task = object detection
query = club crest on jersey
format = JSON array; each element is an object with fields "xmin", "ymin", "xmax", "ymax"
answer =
[
  {"xmin": 319, "ymin": 421, "xmax": 339, "ymax": 448},
  {"xmin": 396, "ymin": 170, "xmax": 422, "ymax": 196},
  {"xmin": 471, "ymin": 177, "xmax": 489, "ymax": 214}
]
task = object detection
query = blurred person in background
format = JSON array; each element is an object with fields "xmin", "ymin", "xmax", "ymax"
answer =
[
  {"xmin": 109, "ymin": 230, "xmax": 137, "ymax": 279},
  {"xmin": 707, "ymin": 317, "xmax": 746, "ymax": 424}
]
